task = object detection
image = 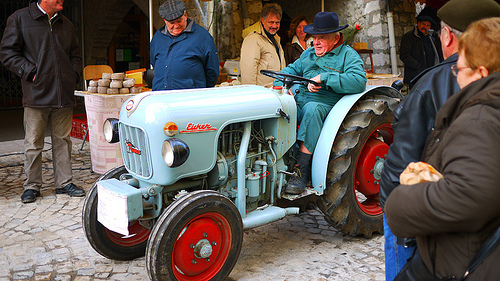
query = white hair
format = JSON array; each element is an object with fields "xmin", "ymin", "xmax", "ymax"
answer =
[{"xmin": 441, "ymin": 20, "xmax": 463, "ymax": 38}]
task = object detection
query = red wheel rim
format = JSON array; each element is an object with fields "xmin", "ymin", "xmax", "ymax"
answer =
[
  {"xmin": 104, "ymin": 221, "xmax": 151, "ymax": 246},
  {"xmin": 172, "ymin": 212, "xmax": 232, "ymax": 281},
  {"xmin": 354, "ymin": 124, "xmax": 393, "ymax": 215}
]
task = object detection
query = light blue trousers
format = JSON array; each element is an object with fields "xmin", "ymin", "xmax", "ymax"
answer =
[{"xmin": 296, "ymin": 101, "xmax": 333, "ymax": 153}]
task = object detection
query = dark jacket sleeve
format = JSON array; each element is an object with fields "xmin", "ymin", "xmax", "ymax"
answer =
[
  {"xmin": 380, "ymin": 56, "xmax": 460, "ymax": 208},
  {"xmin": 69, "ymin": 21, "xmax": 82, "ymax": 83},
  {"xmin": 385, "ymin": 106, "xmax": 500, "ymax": 237},
  {"xmin": 0, "ymin": 14, "xmax": 37, "ymax": 81},
  {"xmin": 379, "ymin": 89, "xmax": 436, "ymax": 208},
  {"xmin": 399, "ymin": 31, "xmax": 423, "ymax": 72},
  {"xmin": 284, "ymin": 42, "xmax": 298, "ymax": 66}
]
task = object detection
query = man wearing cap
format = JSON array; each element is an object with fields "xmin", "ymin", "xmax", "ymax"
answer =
[
  {"xmin": 0, "ymin": 0, "xmax": 85, "ymax": 203},
  {"xmin": 400, "ymin": 6, "xmax": 443, "ymax": 87},
  {"xmin": 150, "ymin": 0, "xmax": 219, "ymax": 91},
  {"xmin": 240, "ymin": 3, "xmax": 286, "ymax": 87},
  {"xmin": 273, "ymin": 12, "xmax": 367, "ymax": 195},
  {"xmin": 379, "ymin": 0, "xmax": 500, "ymax": 280}
]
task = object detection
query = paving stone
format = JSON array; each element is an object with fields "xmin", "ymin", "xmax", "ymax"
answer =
[
  {"xmin": 76, "ymin": 268, "xmax": 95, "ymax": 276},
  {"xmin": 12, "ymin": 271, "xmax": 34, "ymax": 280},
  {"xmin": 34, "ymin": 272, "xmax": 52, "ymax": 280},
  {"xmin": 53, "ymin": 274, "xmax": 71, "ymax": 281},
  {"xmin": 35, "ymin": 265, "xmax": 53, "ymax": 274}
]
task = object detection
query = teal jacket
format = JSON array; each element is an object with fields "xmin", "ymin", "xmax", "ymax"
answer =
[{"xmin": 274, "ymin": 43, "xmax": 367, "ymax": 106}]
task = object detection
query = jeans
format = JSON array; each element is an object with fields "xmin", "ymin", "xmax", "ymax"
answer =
[{"xmin": 384, "ymin": 214, "xmax": 415, "ymax": 281}]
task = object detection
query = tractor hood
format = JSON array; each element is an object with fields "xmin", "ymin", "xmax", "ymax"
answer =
[
  {"xmin": 117, "ymin": 85, "xmax": 296, "ymax": 185},
  {"xmin": 123, "ymin": 85, "xmax": 286, "ymax": 125}
]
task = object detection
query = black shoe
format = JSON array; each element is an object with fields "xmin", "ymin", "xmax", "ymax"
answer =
[
  {"xmin": 56, "ymin": 183, "xmax": 85, "ymax": 197},
  {"xmin": 284, "ymin": 164, "xmax": 309, "ymax": 195},
  {"xmin": 21, "ymin": 189, "xmax": 40, "ymax": 203}
]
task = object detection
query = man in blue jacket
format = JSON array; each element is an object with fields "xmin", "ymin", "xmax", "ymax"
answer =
[
  {"xmin": 150, "ymin": 0, "xmax": 219, "ymax": 91},
  {"xmin": 274, "ymin": 12, "xmax": 367, "ymax": 195}
]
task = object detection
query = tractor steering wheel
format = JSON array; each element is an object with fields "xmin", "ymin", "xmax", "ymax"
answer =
[{"xmin": 260, "ymin": 70, "xmax": 320, "ymax": 89}]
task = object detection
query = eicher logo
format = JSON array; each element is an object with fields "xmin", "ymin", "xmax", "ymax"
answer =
[
  {"xmin": 180, "ymin": 123, "xmax": 217, "ymax": 133},
  {"xmin": 125, "ymin": 140, "xmax": 141, "ymax": 155},
  {"xmin": 126, "ymin": 100, "xmax": 134, "ymax": 111}
]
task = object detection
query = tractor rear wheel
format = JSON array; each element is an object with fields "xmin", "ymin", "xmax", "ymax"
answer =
[{"xmin": 317, "ymin": 94, "xmax": 398, "ymax": 238}]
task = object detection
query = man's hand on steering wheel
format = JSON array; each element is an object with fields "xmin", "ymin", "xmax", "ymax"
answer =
[
  {"xmin": 260, "ymin": 70, "xmax": 320, "ymax": 90},
  {"xmin": 308, "ymin": 74, "xmax": 322, "ymax": 93}
]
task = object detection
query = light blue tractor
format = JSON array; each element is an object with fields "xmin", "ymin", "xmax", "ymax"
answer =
[{"xmin": 82, "ymin": 70, "xmax": 402, "ymax": 281}]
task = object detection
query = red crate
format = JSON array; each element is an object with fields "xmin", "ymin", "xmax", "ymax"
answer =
[{"xmin": 71, "ymin": 114, "xmax": 89, "ymax": 141}]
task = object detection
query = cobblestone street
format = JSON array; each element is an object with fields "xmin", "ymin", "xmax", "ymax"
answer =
[{"xmin": 0, "ymin": 140, "xmax": 385, "ymax": 281}]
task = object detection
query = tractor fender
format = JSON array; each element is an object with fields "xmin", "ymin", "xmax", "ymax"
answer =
[{"xmin": 311, "ymin": 85, "xmax": 402, "ymax": 194}]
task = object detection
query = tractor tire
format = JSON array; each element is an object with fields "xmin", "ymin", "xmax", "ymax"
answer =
[
  {"xmin": 82, "ymin": 165, "xmax": 151, "ymax": 260},
  {"xmin": 146, "ymin": 190, "xmax": 243, "ymax": 281},
  {"xmin": 317, "ymin": 94, "xmax": 399, "ymax": 238}
]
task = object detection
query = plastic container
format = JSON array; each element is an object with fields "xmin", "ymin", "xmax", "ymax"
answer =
[{"xmin": 71, "ymin": 114, "xmax": 89, "ymax": 141}]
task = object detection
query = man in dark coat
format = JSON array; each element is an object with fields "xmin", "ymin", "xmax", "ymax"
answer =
[
  {"xmin": 379, "ymin": 0, "xmax": 500, "ymax": 280},
  {"xmin": 400, "ymin": 6, "xmax": 443, "ymax": 87},
  {"xmin": 0, "ymin": 0, "xmax": 85, "ymax": 203}
]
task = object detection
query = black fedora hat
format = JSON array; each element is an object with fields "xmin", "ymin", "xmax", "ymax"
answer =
[{"xmin": 303, "ymin": 12, "xmax": 349, "ymax": 35}]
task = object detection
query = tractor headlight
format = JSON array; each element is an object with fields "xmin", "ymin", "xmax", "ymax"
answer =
[
  {"xmin": 103, "ymin": 118, "xmax": 119, "ymax": 143},
  {"xmin": 162, "ymin": 138, "xmax": 189, "ymax": 167}
]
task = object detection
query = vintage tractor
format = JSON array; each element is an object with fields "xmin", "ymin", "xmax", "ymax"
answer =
[{"xmin": 82, "ymin": 70, "xmax": 402, "ymax": 281}]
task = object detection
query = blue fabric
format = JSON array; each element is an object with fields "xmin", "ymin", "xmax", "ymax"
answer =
[
  {"xmin": 274, "ymin": 44, "xmax": 366, "ymax": 106},
  {"xmin": 272, "ymin": 43, "xmax": 366, "ymax": 153},
  {"xmin": 296, "ymin": 101, "xmax": 333, "ymax": 153},
  {"xmin": 150, "ymin": 19, "xmax": 219, "ymax": 91},
  {"xmin": 384, "ymin": 215, "xmax": 415, "ymax": 281}
]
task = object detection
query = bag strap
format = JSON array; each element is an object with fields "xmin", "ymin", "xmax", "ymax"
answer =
[{"xmin": 460, "ymin": 225, "xmax": 500, "ymax": 280}]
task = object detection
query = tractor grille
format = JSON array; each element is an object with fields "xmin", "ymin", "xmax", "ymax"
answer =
[{"xmin": 119, "ymin": 123, "xmax": 152, "ymax": 178}]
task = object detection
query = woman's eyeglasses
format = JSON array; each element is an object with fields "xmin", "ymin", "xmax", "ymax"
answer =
[{"xmin": 451, "ymin": 64, "xmax": 471, "ymax": 76}]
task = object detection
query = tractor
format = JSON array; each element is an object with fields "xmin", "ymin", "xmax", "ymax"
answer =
[{"xmin": 82, "ymin": 70, "xmax": 402, "ymax": 280}]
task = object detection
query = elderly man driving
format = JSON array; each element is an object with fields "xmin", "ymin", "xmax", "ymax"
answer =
[{"xmin": 274, "ymin": 12, "xmax": 367, "ymax": 195}]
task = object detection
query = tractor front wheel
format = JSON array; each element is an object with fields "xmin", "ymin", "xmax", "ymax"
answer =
[
  {"xmin": 82, "ymin": 165, "xmax": 151, "ymax": 260},
  {"xmin": 146, "ymin": 190, "xmax": 243, "ymax": 281}
]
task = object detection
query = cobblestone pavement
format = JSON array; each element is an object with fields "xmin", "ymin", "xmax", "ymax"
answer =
[{"xmin": 0, "ymin": 141, "xmax": 385, "ymax": 281}]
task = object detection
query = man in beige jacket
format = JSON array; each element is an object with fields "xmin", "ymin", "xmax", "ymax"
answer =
[{"xmin": 240, "ymin": 3, "xmax": 286, "ymax": 87}]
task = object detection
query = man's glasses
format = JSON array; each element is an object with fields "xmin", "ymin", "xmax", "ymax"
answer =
[{"xmin": 451, "ymin": 64, "xmax": 471, "ymax": 76}]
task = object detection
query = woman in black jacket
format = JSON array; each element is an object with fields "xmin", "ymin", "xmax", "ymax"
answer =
[{"xmin": 283, "ymin": 15, "xmax": 312, "ymax": 65}]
